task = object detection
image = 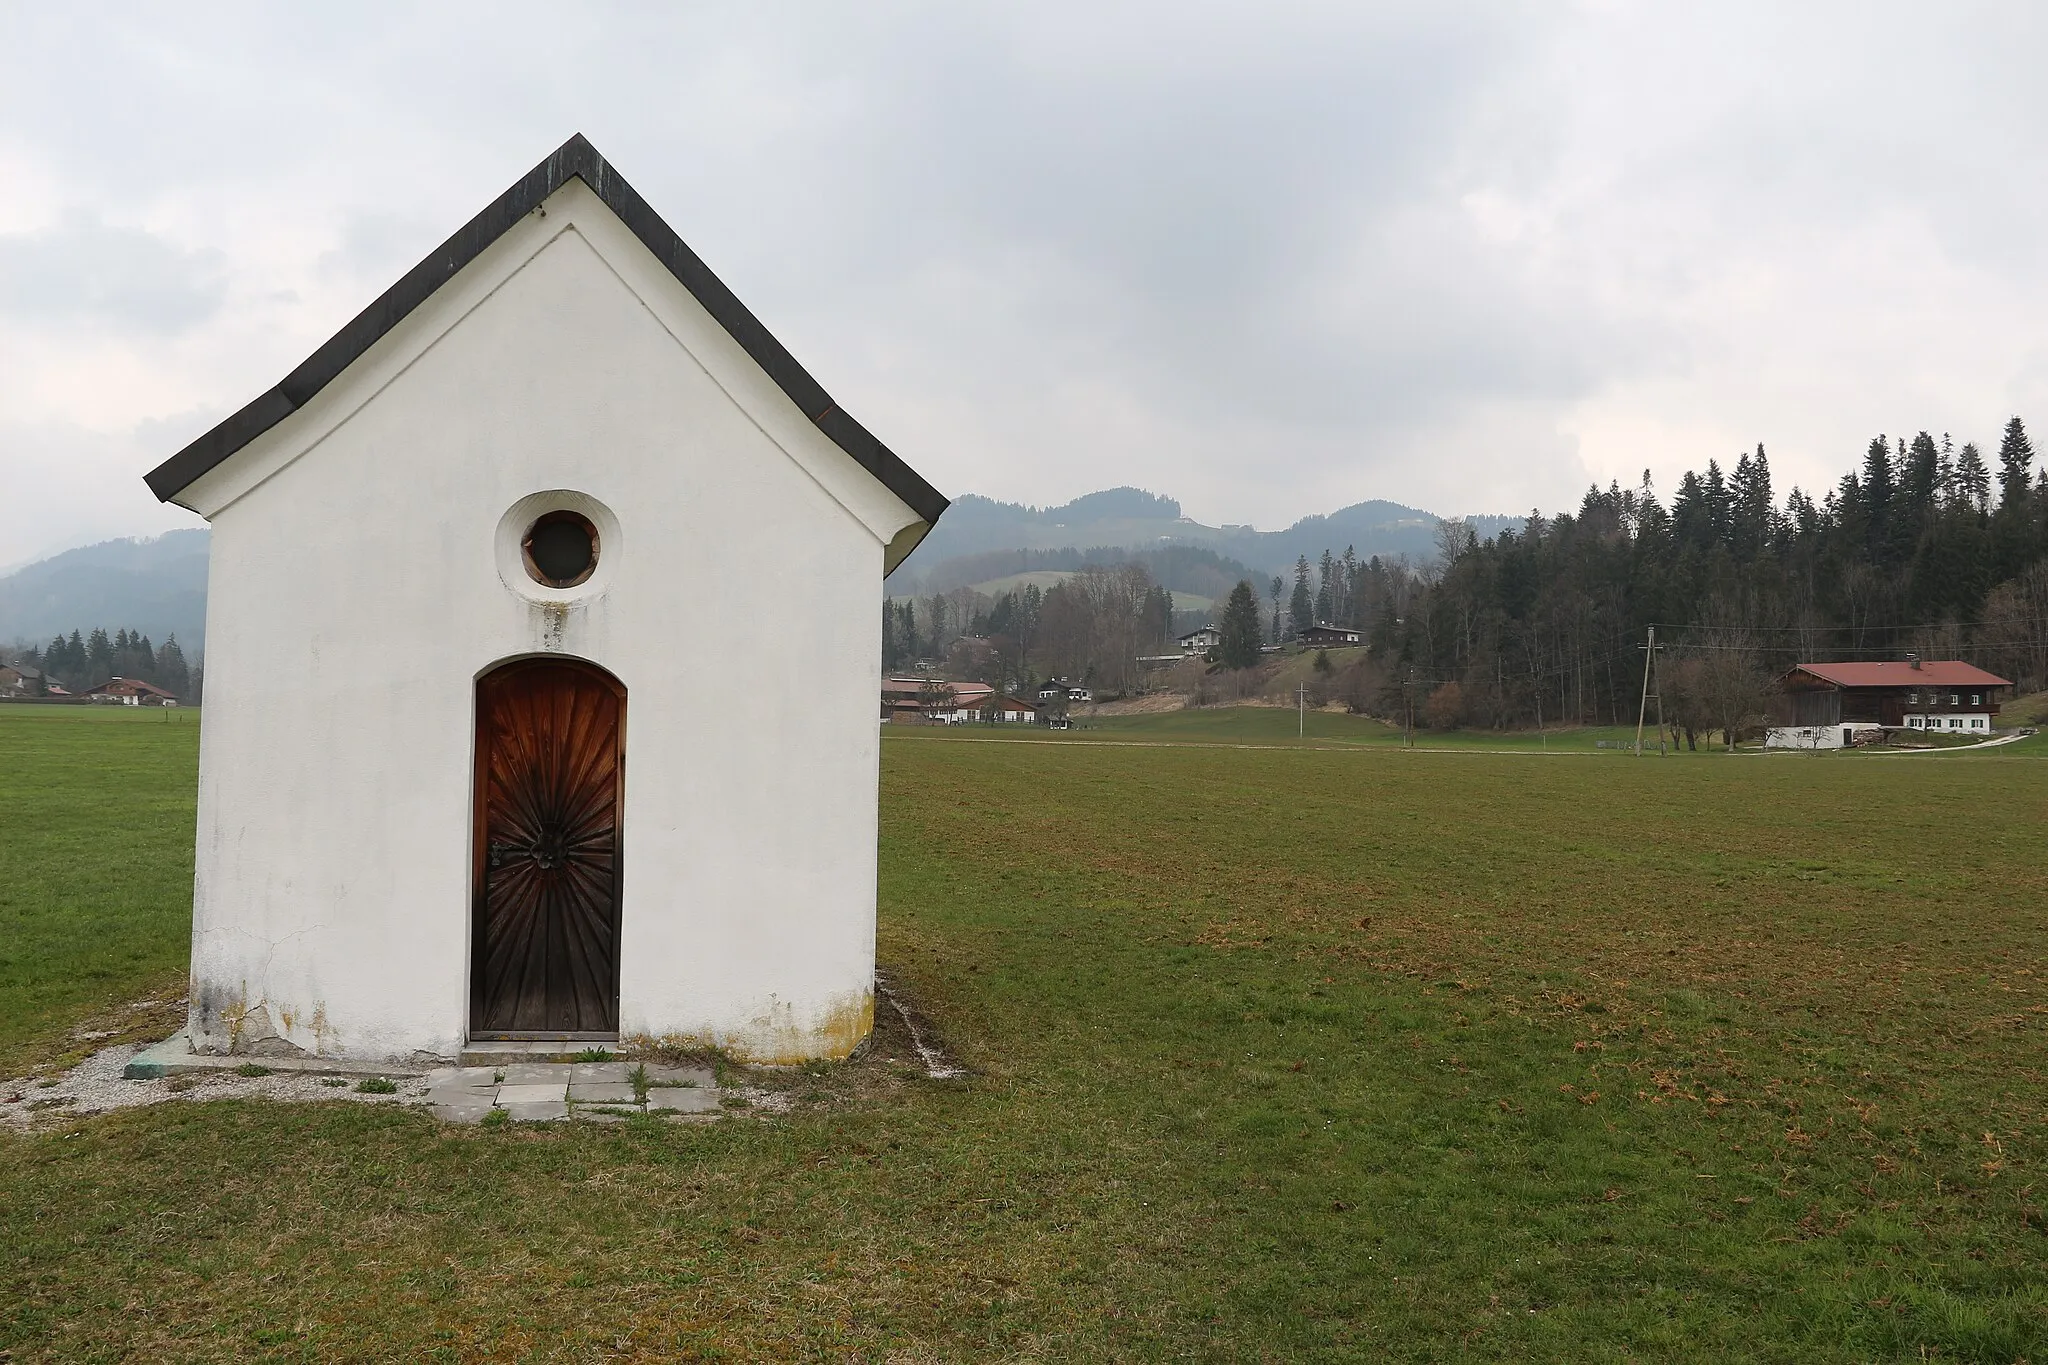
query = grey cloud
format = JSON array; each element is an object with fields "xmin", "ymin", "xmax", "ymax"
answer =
[
  {"xmin": 0, "ymin": 417, "xmax": 203, "ymax": 570},
  {"xmin": 4, "ymin": 2, "xmax": 2047, "ymax": 546},
  {"xmin": 0, "ymin": 212, "xmax": 227, "ymax": 334}
]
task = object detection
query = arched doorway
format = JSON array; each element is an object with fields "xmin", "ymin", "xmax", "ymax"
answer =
[{"xmin": 470, "ymin": 656, "xmax": 626, "ymax": 1038}]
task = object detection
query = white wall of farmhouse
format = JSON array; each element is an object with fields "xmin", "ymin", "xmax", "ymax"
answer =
[{"xmin": 179, "ymin": 179, "xmax": 920, "ymax": 1063}]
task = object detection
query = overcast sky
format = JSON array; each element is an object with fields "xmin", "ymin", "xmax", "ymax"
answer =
[{"xmin": 4, "ymin": 2, "xmax": 2046, "ymax": 568}]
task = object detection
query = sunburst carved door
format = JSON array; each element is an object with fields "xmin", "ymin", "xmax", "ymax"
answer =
[{"xmin": 471, "ymin": 657, "xmax": 625, "ymax": 1037}]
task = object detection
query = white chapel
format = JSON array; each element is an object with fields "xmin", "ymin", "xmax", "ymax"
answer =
[{"xmin": 144, "ymin": 135, "xmax": 948, "ymax": 1063}]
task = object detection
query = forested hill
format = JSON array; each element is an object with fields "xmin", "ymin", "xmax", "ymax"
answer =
[
  {"xmin": 0, "ymin": 529, "xmax": 208, "ymax": 652},
  {"xmin": 1358, "ymin": 423, "xmax": 2048, "ymax": 728},
  {"xmin": 890, "ymin": 486, "xmax": 1514, "ymax": 596}
]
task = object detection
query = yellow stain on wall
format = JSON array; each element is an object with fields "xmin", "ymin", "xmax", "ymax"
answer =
[{"xmin": 722, "ymin": 988, "xmax": 874, "ymax": 1064}]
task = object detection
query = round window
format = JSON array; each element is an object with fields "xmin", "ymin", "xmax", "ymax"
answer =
[{"xmin": 522, "ymin": 510, "xmax": 599, "ymax": 588}]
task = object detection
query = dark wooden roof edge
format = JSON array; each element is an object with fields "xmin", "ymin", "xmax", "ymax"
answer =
[{"xmin": 143, "ymin": 134, "xmax": 949, "ymax": 536}]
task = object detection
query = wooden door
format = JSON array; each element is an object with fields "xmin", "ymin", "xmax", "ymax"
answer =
[{"xmin": 470, "ymin": 657, "xmax": 625, "ymax": 1037}]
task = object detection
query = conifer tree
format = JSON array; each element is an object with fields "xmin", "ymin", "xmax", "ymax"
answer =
[
  {"xmin": 86, "ymin": 628, "xmax": 113, "ymax": 687},
  {"xmin": 1997, "ymin": 416, "xmax": 2035, "ymax": 512},
  {"xmin": 1730, "ymin": 446, "xmax": 1773, "ymax": 557},
  {"xmin": 159, "ymin": 635, "xmax": 191, "ymax": 696},
  {"xmin": 1955, "ymin": 442, "xmax": 1991, "ymax": 514},
  {"xmin": 1289, "ymin": 556, "xmax": 1313, "ymax": 635},
  {"xmin": 1671, "ymin": 470, "xmax": 1709, "ymax": 548},
  {"xmin": 881, "ymin": 601, "xmax": 901, "ymax": 671},
  {"xmin": 1856, "ymin": 435, "xmax": 1901, "ymax": 563},
  {"xmin": 1903, "ymin": 432, "xmax": 1941, "ymax": 530},
  {"xmin": 1217, "ymin": 581, "xmax": 1264, "ymax": 669},
  {"xmin": 1702, "ymin": 459, "xmax": 1732, "ymax": 542}
]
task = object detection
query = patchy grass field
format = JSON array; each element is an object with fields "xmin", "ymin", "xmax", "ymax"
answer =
[
  {"xmin": 0, "ymin": 706, "xmax": 196, "ymax": 1074},
  {"xmin": 1085, "ymin": 703, "xmax": 1648, "ymax": 750},
  {"xmin": 3, "ymin": 709, "xmax": 2048, "ymax": 1360}
]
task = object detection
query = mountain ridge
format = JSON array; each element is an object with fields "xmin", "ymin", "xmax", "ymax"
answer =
[
  {"xmin": 0, "ymin": 529, "xmax": 209, "ymax": 654},
  {"xmin": 890, "ymin": 487, "xmax": 1515, "ymax": 596},
  {"xmin": 1, "ymin": 492, "xmax": 1519, "ymax": 651}
]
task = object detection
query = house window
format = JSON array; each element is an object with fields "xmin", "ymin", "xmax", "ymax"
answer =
[
  {"xmin": 1950, "ymin": 693, "xmax": 1960, "ymax": 705},
  {"xmin": 1909, "ymin": 690, "xmax": 1919, "ymax": 704},
  {"xmin": 1975, "ymin": 717, "xmax": 1988, "ymax": 729},
  {"xmin": 522, "ymin": 510, "xmax": 599, "ymax": 588},
  {"xmin": 1971, "ymin": 693, "xmax": 1981, "ymax": 705}
]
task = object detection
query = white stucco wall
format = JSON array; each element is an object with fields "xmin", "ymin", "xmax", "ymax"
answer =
[{"xmin": 178, "ymin": 180, "xmax": 923, "ymax": 1062}]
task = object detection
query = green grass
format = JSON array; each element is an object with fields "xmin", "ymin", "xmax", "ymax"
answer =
[
  {"xmin": 0, "ymin": 705, "xmax": 198, "ymax": 1073},
  {"xmin": 5, "ymin": 709, "xmax": 2048, "ymax": 1360},
  {"xmin": 1093, "ymin": 704, "xmax": 1647, "ymax": 749},
  {"xmin": 954, "ymin": 702, "xmax": 1687, "ymax": 753}
]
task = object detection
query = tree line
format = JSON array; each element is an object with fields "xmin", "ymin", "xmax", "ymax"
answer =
[
  {"xmin": 1245, "ymin": 418, "xmax": 2048, "ymax": 731},
  {"xmin": 16, "ymin": 628, "xmax": 195, "ymax": 698},
  {"xmin": 889, "ymin": 542, "xmax": 1257, "ymax": 607},
  {"xmin": 884, "ymin": 563, "xmax": 1174, "ymax": 695}
]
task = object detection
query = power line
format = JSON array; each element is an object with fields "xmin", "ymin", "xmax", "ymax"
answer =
[{"xmin": 1655, "ymin": 615, "xmax": 2048, "ymax": 636}]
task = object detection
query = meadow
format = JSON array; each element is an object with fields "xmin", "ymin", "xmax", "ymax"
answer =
[{"xmin": 2, "ymin": 703, "xmax": 2046, "ymax": 1361}]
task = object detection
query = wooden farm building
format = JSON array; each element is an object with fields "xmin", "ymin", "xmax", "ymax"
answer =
[{"xmin": 1768, "ymin": 660, "xmax": 2011, "ymax": 748}]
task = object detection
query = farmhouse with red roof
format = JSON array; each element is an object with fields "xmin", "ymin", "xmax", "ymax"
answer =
[{"xmin": 1768, "ymin": 659, "xmax": 2012, "ymax": 748}]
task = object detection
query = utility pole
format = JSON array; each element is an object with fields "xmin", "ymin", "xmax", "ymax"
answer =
[
  {"xmin": 1405, "ymin": 668, "xmax": 1418, "ymax": 749},
  {"xmin": 1298, "ymin": 682, "xmax": 1305, "ymax": 738},
  {"xmin": 1650, "ymin": 633, "xmax": 1667, "ymax": 755},
  {"xmin": 1634, "ymin": 624, "xmax": 1656, "ymax": 756}
]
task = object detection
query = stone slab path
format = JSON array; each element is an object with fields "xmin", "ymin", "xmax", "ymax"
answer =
[
  {"xmin": 6, "ymin": 1043, "xmax": 732, "ymax": 1132},
  {"xmin": 423, "ymin": 1060, "xmax": 720, "ymax": 1123}
]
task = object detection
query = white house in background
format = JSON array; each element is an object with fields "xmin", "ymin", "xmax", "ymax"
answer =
[
  {"xmin": 934, "ymin": 693, "xmax": 1037, "ymax": 724},
  {"xmin": 142, "ymin": 135, "xmax": 947, "ymax": 1064},
  {"xmin": 83, "ymin": 676, "xmax": 180, "ymax": 706},
  {"xmin": 1178, "ymin": 626, "xmax": 1221, "ymax": 654}
]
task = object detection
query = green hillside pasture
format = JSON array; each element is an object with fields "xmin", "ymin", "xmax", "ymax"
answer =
[
  {"xmin": 1081, "ymin": 702, "xmax": 1654, "ymax": 751},
  {"xmin": 4, "ymin": 712, "xmax": 2048, "ymax": 1358},
  {"xmin": 1083, "ymin": 694, "xmax": 2048, "ymax": 755},
  {"xmin": 0, "ymin": 705, "xmax": 196, "ymax": 1074}
]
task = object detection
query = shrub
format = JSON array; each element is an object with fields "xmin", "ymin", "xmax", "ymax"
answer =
[{"xmin": 1425, "ymin": 681, "xmax": 1466, "ymax": 730}]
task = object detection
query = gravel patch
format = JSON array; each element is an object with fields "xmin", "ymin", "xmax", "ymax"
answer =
[{"xmin": 1, "ymin": 1043, "xmax": 430, "ymax": 1133}]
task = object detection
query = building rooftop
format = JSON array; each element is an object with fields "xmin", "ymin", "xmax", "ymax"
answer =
[{"xmin": 1791, "ymin": 661, "xmax": 2011, "ymax": 689}]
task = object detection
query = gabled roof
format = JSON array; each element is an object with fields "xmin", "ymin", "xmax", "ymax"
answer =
[
  {"xmin": 87, "ymin": 676, "xmax": 178, "ymax": 698},
  {"xmin": 1789, "ymin": 661, "xmax": 2011, "ymax": 689},
  {"xmin": 144, "ymin": 134, "xmax": 948, "ymax": 539}
]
